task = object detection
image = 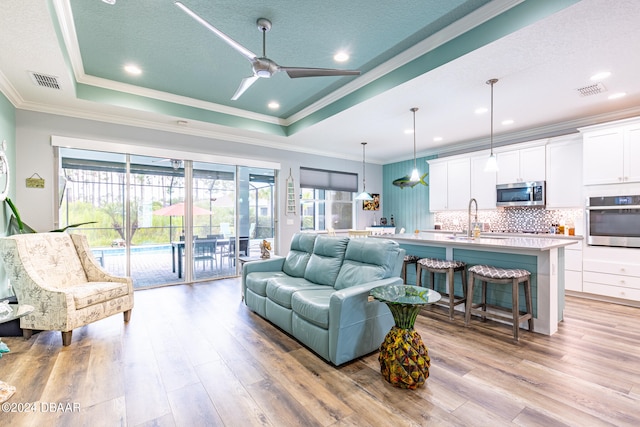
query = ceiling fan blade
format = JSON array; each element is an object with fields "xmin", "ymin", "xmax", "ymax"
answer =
[
  {"xmin": 231, "ymin": 76, "xmax": 260, "ymax": 100},
  {"xmin": 175, "ymin": 2, "xmax": 257, "ymax": 62},
  {"xmin": 280, "ymin": 67, "xmax": 361, "ymax": 79}
]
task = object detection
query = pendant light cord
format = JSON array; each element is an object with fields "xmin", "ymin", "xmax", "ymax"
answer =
[
  {"xmin": 411, "ymin": 107, "xmax": 418, "ymax": 170},
  {"xmin": 361, "ymin": 142, "xmax": 367, "ymax": 192},
  {"xmin": 487, "ymin": 79, "xmax": 498, "ymax": 155}
]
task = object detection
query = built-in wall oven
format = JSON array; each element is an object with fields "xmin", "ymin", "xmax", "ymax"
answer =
[{"xmin": 586, "ymin": 195, "xmax": 640, "ymax": 248}]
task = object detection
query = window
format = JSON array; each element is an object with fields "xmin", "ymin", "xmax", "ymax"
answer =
[{"xmin": 299, "ymin": 167, "xmax": 357, "ymax": 231}]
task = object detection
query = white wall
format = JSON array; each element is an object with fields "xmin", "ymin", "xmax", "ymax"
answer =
[{"xmin": 15, "ymin": 110, "xmax": 383, "ymax": 253}]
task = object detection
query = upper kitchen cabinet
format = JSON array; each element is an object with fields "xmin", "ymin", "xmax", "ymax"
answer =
[
  {"xmin": 581, "ymin": 118, "xmax": 640, "ymax": 185},
  {"xmin": 427, "ymin": 157, "xmax": 470, "ymax": 211},
  {"xmin": 496, "ymin": 144, "xmax": 546, "ymax": 184},
  {"xmin": 470, "ymin": 153, "xmax": 496, "ymax": 209},
  {"xmin": 546, "ymin": 134, "xmax": 583, "ymax": 208}
]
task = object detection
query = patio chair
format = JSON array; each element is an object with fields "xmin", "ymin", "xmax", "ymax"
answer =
[
  {"xmin": 194, "ymin": 236, "xmax": 217, "ymax": 271},
  {"xmin": 0, "ymin": 232, "xmax": 134, "ymax": 346}
]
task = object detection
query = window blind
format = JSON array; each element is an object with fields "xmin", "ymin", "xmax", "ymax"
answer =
[{"xmin": 299, "ymin": 167, "xmax": 358, "ymax": 192}]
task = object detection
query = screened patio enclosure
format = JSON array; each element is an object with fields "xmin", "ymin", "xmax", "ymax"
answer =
[{"xmin": 57, "ymin": 147, "xmax": 276, "ymax": 289}]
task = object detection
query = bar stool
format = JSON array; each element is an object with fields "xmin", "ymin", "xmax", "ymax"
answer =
[
  {"xmin": 401, "ymin": 255, "xmax": 421, "ymax": 284},
  {"xmin": 464, "ymin": 265, "xmax": 533, "ymax": 341},
  {"xmin": 416, "ymin": 258, "xmax": 466, "ymax": 320}
]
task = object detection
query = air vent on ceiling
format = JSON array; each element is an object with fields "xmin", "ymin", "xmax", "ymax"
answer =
[
  {"xmin": 29, "ymin": 72, "xmax": 61, "ymax": 90},
  {"xmin": 576, "ymin": 82, "xmax": 606, "ymax": 97}
]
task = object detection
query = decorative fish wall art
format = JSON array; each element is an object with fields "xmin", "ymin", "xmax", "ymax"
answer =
[{"xmin": 392, "ymin": 172, "xmax": 428, "ymax": 189}]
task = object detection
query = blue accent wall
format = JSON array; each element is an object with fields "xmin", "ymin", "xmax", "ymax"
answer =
[{"xmin": 382, "ymin": 155, "xmax": 436, "ymax": 233}]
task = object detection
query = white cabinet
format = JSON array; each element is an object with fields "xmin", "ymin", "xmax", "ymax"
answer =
[
  {"xmin": 546, "ymin": 135, "xmax": 583, "ymax": 208},
  {"xmin": 428, "ymin": 161, "xmax": 448, "ymax": 211},
  {"xmin": 496, "ymin": 145, "xmax": 546, "ymax": 184},
  {"xmin": 427, "ymin": 158, "xmax": 470, "ymax": 211},
  {"xmin": 582, "ymin": 246, "xmax": 640, "ymax": 302},
  {"xmin": 447, "ymin": 158, "xmax": 470, "ymax": 210},
  {"xmin": 582, "ymin": 121, "xmax": 640, "ymax": 185},
  {"xmin": 564, "ymin": 241, "xmax": 583, "ymax": 292},
  {"xmin": 470, "ymin": 154, "xmax": 496, "ymax": 209}
]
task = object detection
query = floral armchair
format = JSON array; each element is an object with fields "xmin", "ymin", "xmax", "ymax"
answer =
[{"xmin": 0, "ymin": 232, "xmax": 133, "ymax": 346}]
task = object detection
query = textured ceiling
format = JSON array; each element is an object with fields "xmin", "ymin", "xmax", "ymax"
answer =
[
  {"xmin": 70, "ymin": 0, "xmax": 491, "ymax": 117},
  {"xmin": 1, "ymin": 0, "xmax": 640, "ymax": 164}
]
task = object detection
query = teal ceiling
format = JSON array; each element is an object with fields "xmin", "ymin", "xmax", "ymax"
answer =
[{"xmin": 69, "ymin": 0, "xmax": 492, "ymax": 118}]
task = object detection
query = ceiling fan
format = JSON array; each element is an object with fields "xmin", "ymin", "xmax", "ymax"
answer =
[{"xmin": 174, "ymin": 1, "xmax": 361, "ymax": 100}]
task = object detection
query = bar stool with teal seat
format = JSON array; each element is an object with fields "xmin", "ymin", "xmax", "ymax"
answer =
[
  {"xmin": 464, "ymin": 264, "xmax": 533, "ymax": 341},
  {"xmin": 416, "ymin": 258, "xmax": 467, "ymax": 320}
]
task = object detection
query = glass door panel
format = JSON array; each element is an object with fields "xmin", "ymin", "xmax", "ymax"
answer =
[
  {"xmin": 192, "ymin": 161, "xmax": 235, "ymax": 280},
  {"xmin": 129, "ymin": 155, "xmax": 185, "ymax": 287},
  {"xmin": 59, "ymin": 148, "xmax": 128, "ymax": 282}
]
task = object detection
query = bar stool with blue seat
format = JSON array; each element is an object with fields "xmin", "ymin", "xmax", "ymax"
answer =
[
  {"xmin": 416, "ymin": 258, "xmax": 467, "ymax": 320},
  {"xmin": 464, "ymin": 264, "xmax": 533, "ymax": 341}
]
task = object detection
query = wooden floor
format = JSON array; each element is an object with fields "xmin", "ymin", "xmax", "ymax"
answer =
[{"xmin": 1, "ymin": 278, "xmax": 639, "ymax": 427}]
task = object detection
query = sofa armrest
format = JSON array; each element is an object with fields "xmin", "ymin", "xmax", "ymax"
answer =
[
  {"xmin": 242, "ymin": 257, "xmax": 286, "ymax": 282},
  {"xmin": 329, "ymin": 277, "xmax": 403, "ymax": 326}
]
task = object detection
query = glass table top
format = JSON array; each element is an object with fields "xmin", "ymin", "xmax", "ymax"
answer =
[
  {"xmin": 0, "ymin": 303, "xmax": 34, "ymax": 324},
  {"xmin": 370, "ymin": 285, "xmax": 441, "ymax": 305}
]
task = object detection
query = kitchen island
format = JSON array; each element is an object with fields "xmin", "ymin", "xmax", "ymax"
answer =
[{"xmin": 375, "ymin": 232, "xmax": 579, "ymax": 335}]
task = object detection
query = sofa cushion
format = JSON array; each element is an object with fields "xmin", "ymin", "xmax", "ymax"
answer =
[
  {"xmin": 266, "ymin": 276, "xmax": 327, "ymax": 309},
  {"xmin": 304, "ymin": 236, "xmax": 349, "ymax": 286},
  {"xmin": 282, "ymin": 233, "xmax": 317, "ymax": 277},
  {"xmin": 334, "ymin": 238, "xmax": 401, "ymax": 290},
  {"xmin": 246, "ymin": 271, "xmax": 287, "ymax": 297},
  {"xmin": 291, "ymin": 288, "xmax": 335, "ymax": 329},
  {"xmin": 67, "ymin": 281, "xmax": 131, "ymax": 309}
]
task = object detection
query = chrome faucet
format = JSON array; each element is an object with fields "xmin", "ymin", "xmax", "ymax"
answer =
[{"xmin": 468, "ymin": 198, "xmax": 478, "ymax": 238}]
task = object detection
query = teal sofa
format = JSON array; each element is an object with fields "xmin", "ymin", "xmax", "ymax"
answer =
[{"xmin": 242, "ymin": 233, "xmax": 405, "ymax": 365}]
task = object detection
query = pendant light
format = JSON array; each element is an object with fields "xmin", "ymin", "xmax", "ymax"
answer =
[
  {"xmin": 484, "ymin": 78, "xmax": 499, "ymax": 172},
  {"xmin": 409, "ymin": 107, "xmax": 420, "ymax": 181},
  {"xmin": 355, "ymin": 142, "xmax": 374, "ymax": 201}
]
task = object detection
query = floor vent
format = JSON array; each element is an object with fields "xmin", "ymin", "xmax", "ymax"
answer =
[
  {"xmin": 29, "ymin": 72, "xmax": 61, "ymax": 90},
  {"xmin": 576, "ymin": 82, "xmax": 606, "ymax": 97}
]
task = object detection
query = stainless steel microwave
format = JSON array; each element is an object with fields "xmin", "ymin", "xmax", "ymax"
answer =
[{"xmin": 496, "ymin": 181, "xmax": 545, "ymax": 207}]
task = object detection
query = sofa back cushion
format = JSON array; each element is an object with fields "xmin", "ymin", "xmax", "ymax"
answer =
[
  {"xmin": 10, "ymin": 232, "xmax": 88, "ymax": 288},
  {"xmin": 282, "ymin": 233, "xmax": 317, "ymax": 277},
  {"xmin": 334, "ymin": 238, "xmax": 403, "ymax": 290},
  {"xmin": 303, "ymin": 235, "xmax": 349, "ymax": 286}
]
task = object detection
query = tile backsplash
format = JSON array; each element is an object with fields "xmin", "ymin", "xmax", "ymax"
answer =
[{"xmin": 434, "ymin": 207, "xmax": 584, "ymax": 234}]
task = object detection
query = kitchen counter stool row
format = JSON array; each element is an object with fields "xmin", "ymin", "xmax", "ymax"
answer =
[{"xmin": 402, "ymin": 254, "xmax": 533, "ymax": 341}]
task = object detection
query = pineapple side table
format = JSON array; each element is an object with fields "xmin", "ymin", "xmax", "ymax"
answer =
[{"xmin": 370, "ymin": 285, "xmax": 440, "ymax": 390}]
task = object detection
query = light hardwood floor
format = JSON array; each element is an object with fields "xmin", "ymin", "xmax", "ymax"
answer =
[{"xmin": 1, "ymin": 278, "xmax": 639, "ymax": 426}]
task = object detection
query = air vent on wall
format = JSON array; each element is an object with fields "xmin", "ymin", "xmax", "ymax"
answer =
[
  {"xmin": 576, "ymin": 82, "xmax": 606, "ymax": 97},
  {"xmin": 29, "ymin": 72, "xmax": 61, "ymax": 90}
]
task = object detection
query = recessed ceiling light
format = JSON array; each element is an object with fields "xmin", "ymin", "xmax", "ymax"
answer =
[
  {"xmin": 334, "ymin": 51, "xmax": 349, "ymax": 62},
  {"xmin": 124, "ymin": 64, "xmax": 142, "ymax": 75},
  {"xmin": 502, "ymin": 119, "xmax": 514, "ymax": 126},
  {"xmin": 590, "ymin": 71, "xmax": 611, "ymax": 81},
  {"xmin": 404, "ymin": 129, "xmax": 414, "ymax": 135},
  {"xmin": 268, "ymin": 101, "xmax": 280, "ymax": 109},
  {"xmin": 475, "ymin": 107, "xmax": 488, "ymax": 114},
  {"xmin": 608, "ymin": 92, "xmax": 627, "ymax": 100},
  {"xmin": 102, "ymin": 0, "xmax": 116, "ymax": 4},
  {"xmin": 433, "ymin": 137, "xmax": 443, "ymax": 142}
]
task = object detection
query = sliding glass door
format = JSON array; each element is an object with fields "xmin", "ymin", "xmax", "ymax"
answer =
[{"xmin": 57, "ymin": 147, "xmax": 277, "ymax": 289}]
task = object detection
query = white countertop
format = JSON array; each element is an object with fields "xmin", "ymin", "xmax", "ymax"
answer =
[
  {"xmin": 421, "ymin": 229, "xmax": 583, "ymax": 241},
  {"xmin": 377, "ymin": 232, "xmax": 578, "ymax": 251}
]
